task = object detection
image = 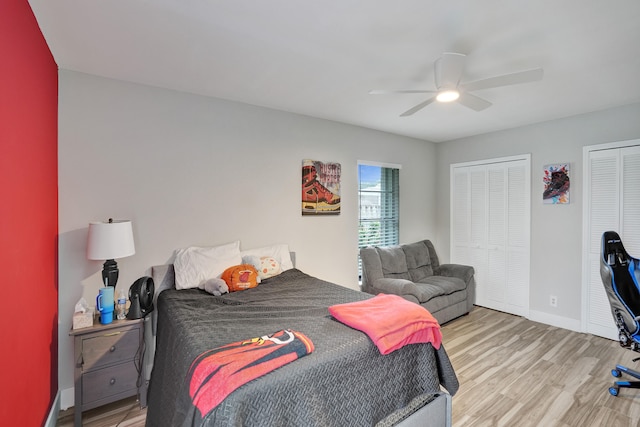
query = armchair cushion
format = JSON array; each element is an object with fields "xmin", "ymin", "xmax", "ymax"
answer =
[
  {"xmin": 403, "ymin": 241, "xmax": 434, "ymax": 282},
  {"xmin": 410, "ymin": 283, "xmax": 447, "ymax": 302},
  {"xmin": 378, "ymin": 246, "xmax": 411, "ymax": 280},
  {"xmin": 418, "ymin": 276, "xmax": 466, "ymax": 294}
]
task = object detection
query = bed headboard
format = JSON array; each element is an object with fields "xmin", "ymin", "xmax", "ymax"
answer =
[
  {"xmin": 150, "ymin": 264, "xmax": 176, "ymax": 301},
  {"xmin": 142, "ymin": 263, "xmax": 178, "ymax": 400},
  {"xmin": 147, "ymin": 264, "xmax": 173, "ymax": 337}
]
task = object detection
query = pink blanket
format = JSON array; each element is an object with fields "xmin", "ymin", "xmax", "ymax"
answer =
[{"xmin": 329, "ymin": 294, "xmax": 442, "ymax": 355}]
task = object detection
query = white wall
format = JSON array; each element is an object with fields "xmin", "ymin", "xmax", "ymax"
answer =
[
  {"xmin": 57, "ymin": 70, "xmax": 438, "ymax": 406},
  {"xmin": 435, "ymin": 102, "xmax": 640, "ymax": 328}
]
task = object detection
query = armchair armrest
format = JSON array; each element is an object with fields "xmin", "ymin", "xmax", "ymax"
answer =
[{"xmin": 435, "ymin": 264, "xmax": 475, "ymax": 285}]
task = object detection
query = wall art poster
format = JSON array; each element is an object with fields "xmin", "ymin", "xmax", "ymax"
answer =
[
  {"xmin": 302, "ymin": 159, "xmax": 341, "ymax": 215},
  {"xmin": 543, "ymin": 163, "xmax": 570, "ymax": 204}
]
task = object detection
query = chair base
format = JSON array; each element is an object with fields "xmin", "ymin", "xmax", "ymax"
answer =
[{"xmin": 609, "ymin": 364, "xmax": 640, "ymax": 396}]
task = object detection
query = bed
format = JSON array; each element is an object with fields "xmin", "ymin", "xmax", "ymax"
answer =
[{"xmin": 143, "ymin": 263, "xmax": 458, "ymax": 426}]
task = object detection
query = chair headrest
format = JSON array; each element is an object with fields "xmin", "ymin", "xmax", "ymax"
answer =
[{"xmin": 603, "ymin": 231, "xmax": 631, "ymax": 267}]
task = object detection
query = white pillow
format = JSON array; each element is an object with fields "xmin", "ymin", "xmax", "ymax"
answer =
[
  {"xmin": 174, "ymin": 241, "xmax": 242, "ymax": 290},
  {"xmin": 241, "ymin": 244, "xmax": 294, "ymax": 271}
]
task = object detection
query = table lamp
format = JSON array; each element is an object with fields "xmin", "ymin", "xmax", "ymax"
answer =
[{"xmin": 87, "ymin": 218, "xmax": 135, "ymax": 290}]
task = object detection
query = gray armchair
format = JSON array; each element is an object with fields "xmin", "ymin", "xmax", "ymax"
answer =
[{"xmin": 360, "ymin": 240, "xmax": 475, "ymax": 324}]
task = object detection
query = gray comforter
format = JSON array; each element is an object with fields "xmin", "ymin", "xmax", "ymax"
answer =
[{"xmin": 146, "ymin": 268, "xmax": 458, "ymax": 426}]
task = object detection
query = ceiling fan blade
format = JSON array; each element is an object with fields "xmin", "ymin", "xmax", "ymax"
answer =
[
  {"xmin": 461, "ymin": 68, "xmax": 543, "ymax": 92},
  {"xmin": 369, "ymin": 89, "xmax": 436, "ymax": 95},
  {"xmin": 400, "ymin": 97, "xmax": 436, "ymax": 117},
  {"xmin": 457, "ymin": 92, "xmax": 492, "ymax": 111},
  {"xmin": 435, "ymin": 52, "xmax": 466, "ymax": 89}
]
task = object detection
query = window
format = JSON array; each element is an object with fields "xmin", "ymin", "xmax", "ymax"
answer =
[{"xmin": 358, "ymin": 163, "xmax": 400, "ymax": 276}]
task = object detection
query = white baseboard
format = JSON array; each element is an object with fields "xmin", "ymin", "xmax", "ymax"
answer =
[
  {"xmin": 527, "ymin": 309, "xmax": 582, "ymax": 332},
  {"xmin": 61, "ymin": 387, "xmax": 74, "ymax": 411},
  {"xmin": 45, "ymin": 390, "xmax": 61, "ymax": 427}
]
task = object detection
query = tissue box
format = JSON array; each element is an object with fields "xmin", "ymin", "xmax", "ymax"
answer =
[{"xmin": 73, "ymin": 309, "xmax": 95, "ymax": 330}]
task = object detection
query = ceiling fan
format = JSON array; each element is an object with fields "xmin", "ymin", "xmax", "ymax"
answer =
[{"xmin": 369, "ymin": 52, "xmax": 543, "ymax": 116}]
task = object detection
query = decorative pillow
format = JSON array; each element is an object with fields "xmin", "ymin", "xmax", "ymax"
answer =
[
  {"xmin": 173, "ymin": 241, "xmax": 242, "ymax": 290},
  {"xmin": 243, "ymin": 255, "xmax": 282, "ymax": 280},
  {"xmin": 221, "ymin": 264, "xmax": 259, "ymax": 292},
  {"xmin": 241, "ymin": 244, "xmax": 294, "ymax": 271}
]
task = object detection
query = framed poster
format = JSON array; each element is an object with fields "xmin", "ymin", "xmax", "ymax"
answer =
[
  {"xmin": 543, "ymin": 163, "xmax": 570, "ymax": 204},
  {"xmin": 302, "ymin": 159, "xmax": 341, "ymax": 215}
]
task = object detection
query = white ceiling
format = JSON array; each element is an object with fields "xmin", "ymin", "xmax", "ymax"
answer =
[{"xmin": 29, "ymin": 0, "xmax": 640, "ymax": 143}]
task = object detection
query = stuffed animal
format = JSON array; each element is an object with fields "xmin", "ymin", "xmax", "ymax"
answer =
[
  {"xmin": 201, "ymin": 278, "xmax": 229, "ymax": 296},
  {"xmin": 221, "ymin": 264, "xmax": 259, "ymax": 292}
]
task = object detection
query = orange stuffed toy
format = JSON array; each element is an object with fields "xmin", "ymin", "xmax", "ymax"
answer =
[{"xmin": 221, "ymin": 264, "xmax": 259, "ymax": 292}]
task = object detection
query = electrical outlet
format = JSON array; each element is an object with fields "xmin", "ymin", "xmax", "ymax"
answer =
[{"xmin": 550, "ymin": 295, "xmax": 558, "ymax": 307}]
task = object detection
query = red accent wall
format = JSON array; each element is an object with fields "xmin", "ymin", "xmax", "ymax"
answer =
[{"xmin": 0, "ymin": 0, "xmax": 58, "ymax": 424}]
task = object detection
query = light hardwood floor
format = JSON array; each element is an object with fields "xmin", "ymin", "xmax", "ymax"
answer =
[
  {"xmin": 56, "ymin": 396, "xmax": 146, "ymax": 427},
  {"xmin": 57, "ymin": 306, "xmax": 640, "ymax": 426},
  {"xmin": 444, "ymin": 307, "xmax": 640, "ymax": 427}
]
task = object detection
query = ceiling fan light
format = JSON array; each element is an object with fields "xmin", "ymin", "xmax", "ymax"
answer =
[{"xmin": 436, "ymin": 90, "xmax": 460, "ymax": 103}]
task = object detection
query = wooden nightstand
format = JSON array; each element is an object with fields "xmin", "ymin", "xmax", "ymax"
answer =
[{"xmin": 69, "ymin": 317, "xmax": 143, "ymax": 427}]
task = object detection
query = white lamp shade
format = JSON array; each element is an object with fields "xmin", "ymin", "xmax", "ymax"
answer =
[{"xmin": 87, "ymin": 220, "xmax": 136, "ymax": 260}]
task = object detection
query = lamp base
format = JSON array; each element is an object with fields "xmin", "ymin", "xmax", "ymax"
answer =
[{"xmin": 102, "ymin": 259, "xmax": 119, "ymax": 289}]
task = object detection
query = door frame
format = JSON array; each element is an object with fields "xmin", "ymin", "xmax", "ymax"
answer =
[{"xmin": 581, "ymin": 138, "xmax": 640, "ymax": 337}]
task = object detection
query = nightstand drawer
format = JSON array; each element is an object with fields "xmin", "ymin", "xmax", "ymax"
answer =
[
  {"xmin": 82, "ymin": 360, "xmax": 138, "ymax": 405},
  {"xmin": 82, "ymin": 328, "xmax": 139, "ymax": 371},
  {"xmin": 71, "ymin": 318, "xmax": 143, "ymax": 426}
]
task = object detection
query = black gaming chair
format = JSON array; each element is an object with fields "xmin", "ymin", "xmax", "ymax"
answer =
[{"xmin": 600, "ymin": 231, "xmax": 640, "ymax": 396}]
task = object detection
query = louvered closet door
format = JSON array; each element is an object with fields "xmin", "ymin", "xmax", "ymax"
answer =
[
  {"xmin": 485, "ymin": 165, "xmax": 507, "ymax": 310},
  {"xmin": 585, "ymin": 144, "xmax": 640, "ymax": 340},
  {"xmin": 505, "ymin": 162, "xmax": 530, "ymax": 316},
  {"xmin": 451, "ymin": 156, "xmax": 530, "ymax": 317},
  {"xmin": 469, "ymin": 166, "xmax": 488, "ymax": 306},
  {"xmin": 452, "ymin": 168, "xmax": 470, "ymax": 266},
  {"xmin": 621, "ymin": 146, "xmax": 640, "ymax": 255}
]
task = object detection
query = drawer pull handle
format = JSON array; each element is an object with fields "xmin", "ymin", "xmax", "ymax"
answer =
[
  {"xmin": 110, "ymin": 378, "xmax": 116, "ymax": 385},
  {"xmin": 104, "ymin": 332, "xmax": 121, "ymax": 337},
  {"xmin": 110, "ymin": 346, "xmax": 116, "ymax": 352}
]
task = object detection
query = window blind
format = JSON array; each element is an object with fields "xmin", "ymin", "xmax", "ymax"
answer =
[{"xmin": 358, "ymin": 164, "xmax": 400, "ymax": 276}]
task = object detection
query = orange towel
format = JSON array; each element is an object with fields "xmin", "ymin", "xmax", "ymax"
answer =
[{"xmin": 329, "ymin": 294, "xmax": 441, "ymax": 355}]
